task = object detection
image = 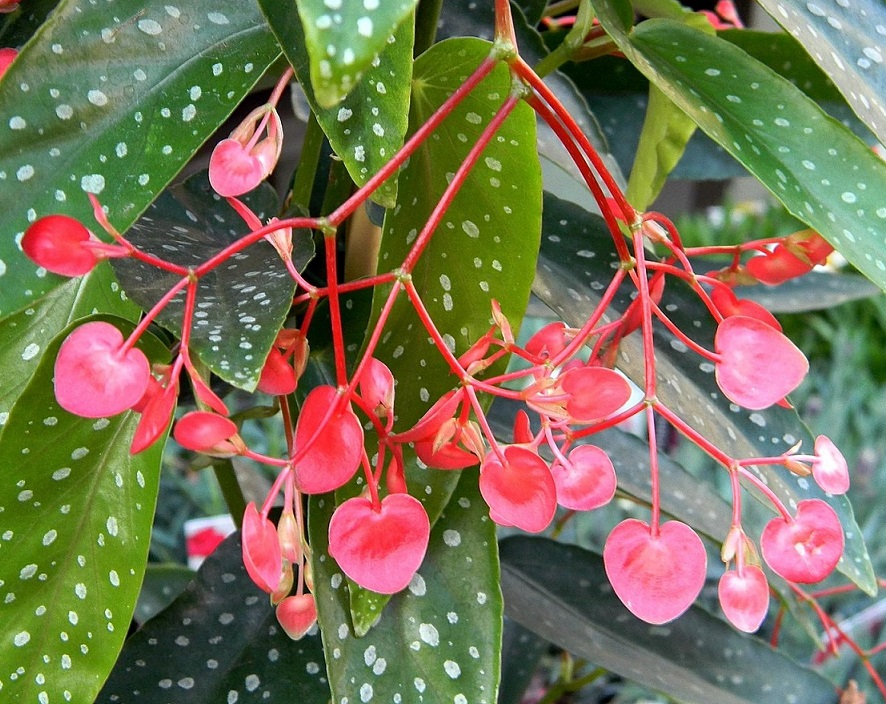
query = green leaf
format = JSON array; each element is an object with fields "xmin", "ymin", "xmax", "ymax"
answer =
[
  {"xmin": 754, "ymin": 0, "xmax": 886, "ymax": 146},
  {"xmin": 99, "ymin": 533, "xmax": 330, "ymax": 704},
  {"xmin": 592, "ymin": 5, "xmax": 886, "ymax": 291},
  {"xmin": 376, "ymin": 36, "xmax": 542, "ymax": 429},
  {"xmin": 500, "ymin": 536, "xmax": 840, "ymax": 704},
  {"xmin": 0, "ymin": 0, "xmax": 281, "ymax": 316},
  {"xmin": 626, "ymin": 83, "xmax": 697, "ymax": 210},
  {"xmin": 294, "ymin": 0, "xmax": 418, "ymax": 108},
  {"xmin": 533, "ymin": 192, "xmax": 876, "ymax": 594},
  {"xmin": 741, "ymin": 271, "xmax": 881, "ymax": 313},
  {"xmin": 0, "ymin": 318, "xmax": 164, "ymax": 704},
  {"xmin": 0, "ymin": 267, "xmax": 137, "ymax": 425},
  {"xmin": 498, "ymin": 618, "xmax": 548, "ymax": 704},
  {"xmin": 310, "ymin": 472, "xmax": 502, "ymax": 704},
  {"xmin": 112, "ymin": 171, "xmax": 309, "ymax": 391},
  {"xmin": 339, "ymin": 37, "xmax": 542, "ymax": 632},
  {"xmin": 260, "ymin": 0, "xmax": 414, "ymax": 207}
]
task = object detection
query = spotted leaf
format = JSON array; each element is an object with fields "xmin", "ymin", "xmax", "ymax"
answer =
[
  {"xmin": 593, "ymin": 2, "xmax": 886, "ymax": 291},
  {"xmin": 0, "ymin": 266, "xmax": 137, "ymax": 425},
  {"xmin": 112, "ymin": 171, "xmax": 311, "ymax": 391},
  {"xmin": 500, "ymin": 537, "xmax": 839, "ymax": 704},
  {"xmin": 339, "ymin": 36, "xmax": 541, "ymax": 633},
  {"xmin": 0, "ymin": 318, "xmax": 165, "ymax": 704},
  {"xmin": 533, "ymin": 192, "xmax": 875, "ymax": 594},
  {"xmin": 755, "ymin": 0, "xmax": 886, "ymax": 147},
  {"xmin": 294, "ymin": 0, "xmax": 417, "ymax": 108},
  {"xmin": 310, "ymin": 472, "xmax": 501, "ymax": 704},
  {"xmin": 259, "ymin": 0, "xmax": 413, "ymax": 207},
  {"xmin": 0, "ymin": 0, "xmax": 281, "ymax": 316},
  {"xmin": 98, "ymin": 531, "xmax": 330, "ymax": 704}
]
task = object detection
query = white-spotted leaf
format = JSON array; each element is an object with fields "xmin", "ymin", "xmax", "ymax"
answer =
[
  {"xmin": 0, "ymin": 267, "xmax": 138, "ymax": 425},
  {"xmin": 112, "ymin": 172, "xmax": 310, "ymax": 392},
  {"xmin": 259, "ymin": 0, "xmax": 413, "ymax": 207},
  {"xmin": 0, "ymin": 317, "xmax": 164, "ymax": 703},
  {"xmin": 593, "ymin": 2, "xmax": 886, "ymax": 291},
  {"xmin": 310, "ymin": 473, "xmax": 501, "ymax": 704},
  {"xmin": 755, "ymin": 0, "xmax": 886, "ymax": 146},
  {"xmin": 98, "ymin": 532, "xmax": 330, "ymax": 704},
  {"xmin": 0, "ymin": 0, "xmax": 281, "ymax": 316},
  {"xmin": 294, "ymin": 0, "xmax": 418, "ymax": 108}
]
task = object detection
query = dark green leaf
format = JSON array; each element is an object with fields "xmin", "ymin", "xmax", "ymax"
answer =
[
  {"xmin": 500, "ymin": 536, "xmax": 839, "ymax": 704},
  {"xmin": 592, "ymin": 5, "xmax": 886, "ymax": 291},
  {"xmin": 533, "ymin": 192, "xmax": 876, "ymax": 593},
  {"xmin": 0, "ymin": 0, "xmax": 59, "ymax": 46},
  {"xmin": 0, "ymin": 0, "xmax": 281, "ymax": 316},
  {"xmin": 133, "ymin": 564, "xmax": 195, "ymax": 624},
  {"xmin": 310, "ymin": 472, "xmax": 502, "ymax": 704},
  {"xmin": 0, "ymin": 317, "xmax": 164, "ymax": 703},
  {"xmin": 260, "ymin": 0, "xmax": 413, "ymax": 207},
  {"xmin": 755, "ymin": 0, "xmax": 886, "ymax": 146},
  {"xmin": 294, "ymin": 0, "xmax": 418, "ymax": 108},
  {"xmin": 99, "ymin": 532, "xmax": 330, "ymax": 704},
  {"xmin": 0, "ymin": 266, "xmax": 138, "ymax": 424},
  {"xmin": 499, "ymin": 618, "xmax": 548, "ymax": 704},
  {"xmin": 741, "ymin": 272, "xmax": 881, "ymax": 313},
  {"xmin": 112, "ymin": 172, "xmax": 308, "ymax": 391}
]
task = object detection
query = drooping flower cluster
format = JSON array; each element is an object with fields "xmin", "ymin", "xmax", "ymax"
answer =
[{"xmin": 22, "ymin": 31, "xmax": 852, "ymax": 647}]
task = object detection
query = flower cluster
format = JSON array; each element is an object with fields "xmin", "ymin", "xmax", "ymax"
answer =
[{"xmin": 22, "ymin": 39, "xmax": 851, "ymax": 645}]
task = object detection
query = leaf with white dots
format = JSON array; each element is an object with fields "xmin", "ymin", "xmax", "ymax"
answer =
[
  {"xmin": 592, "ymin": 2, "xmax": 886, "ymax": 291},
  {"xmin": 98, "ymin": 532, "xmax": 330, "ymax": 704},
  {"xmin": 293, "ymin": 0, "xmax": 417, "ymax": 108},
  {"xmin": 754, "ymin": 0, "xmax": 886, "ymax": 147},
  {"xmin": 0, "ymin": 266, "xmax": 138, "ymax": 426},
  {"xmin": 372, "ymin": 37, "xmax": 542, "ymax": 433},
  {"xmin": 533, "ymin": 192, "xmax": 876, "ymax": 594},
  {"xmin": 500, "ymin": 537, "xmax": 839, "ymax": 704},
  {"xmin": 0, "ymin": 0, "xmax": 281, "ymax": 316},
  {"xmin": 0, "ymin": 317, "xmax": 165, "ymax": 704},
  {"xmin": 112, "ymin": 172, "xmax": 310, "ymax": 392},
  {"xmin": 259, "ymin": 0, "xmax": 413, "ymax": 207},
  {"xmin": 310, "ymin": 472, "xmax": 502, "ymax": 704}
]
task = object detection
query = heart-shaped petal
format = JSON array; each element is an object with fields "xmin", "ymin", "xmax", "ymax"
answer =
[
  {"xmin": 257, "ymin": 347, "xmax": 297, "ymax": 396},
  {"xmin": 131, "ymin": 381, "xmax": 177, "ymax": 454},
  {"xmin": 276, "ymin": 593, "xmax": 317, "ymax": 641},
  {"xmin": 294, "ymin": 385, "xmax": 363, "ymax": 494},
  {"xmin": 760, "ymin": 499, "xmax": 844, "ymax": 583},
  {"xmin": 479, "ymin": 446, "xmax": 556, "ymax": 533},
  {"xmin": 54, "ymin": 321, "xmax": 151, "ymax": 418},
  {"xmin": 208, "ymin": 138, "xmax": 267, "ymax": 197},
  {"xmin": 242, "ymin": 502, "xmax": 282, "ymax": 594},
  {"xmin": 560, "ymin": 366, "xmax": 632, "ymax": 423},
  {"xmin": 812, "ymin": 435, "xmax": 850, "ymax": 495},
  {"xmin": 328, "ymin": 493, "xmax": 430, "ymax": 594},
  {"xmin": 718, "ymin": 566, "xmax": 769, "ymax": 633},
  {"xmin": 714, "ymin": 315, "xmax": 808, "ymax": 410},
  {"xmin": 604, "ymin": 519, "xmax": 707, "ymax": 624},
  {"xmin": 551, "ymin": 444, "xmax": 617, "ymax": 511}
]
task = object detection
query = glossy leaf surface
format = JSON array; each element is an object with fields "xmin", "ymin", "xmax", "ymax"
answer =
[
  {"xmin": 594, "ymin": 2, "xmax": 886, "ymax": 291},
  {"xmin": 755, "ymin": 0, "xmax": 886, "ymax": 146},
  {"xmin": 295, "ymin": 0, "xmax": 417, "ymax": 108},
  {"xmin": 0, "ymin": 318, "xmax": 164, "ymax": 703},
  {"xmin": 112, "ymin": 172, "xmax": 308, "ymax": 391},
  {"xmin": 99, "ymin": 532, "xmax": 330, "ymax": 704},
  {"xmin": 0, "ymin": 0, "xmax": 281, "ymax": 316},
  {"xmin": 500, "ymin": 537, "xmax": 838, "ymax": 704},
  {"xmin": 311, "ymin": 473, "xmax": 501, "ymax": 704},
  {"xmin": 259, "ymin": 0, "xmax": 413, "ymax": 207}
]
